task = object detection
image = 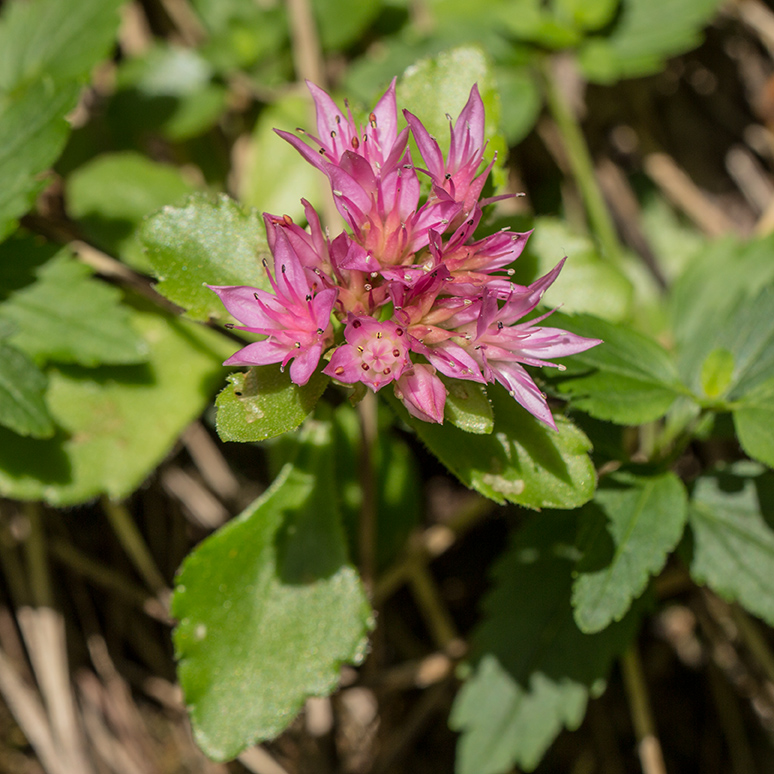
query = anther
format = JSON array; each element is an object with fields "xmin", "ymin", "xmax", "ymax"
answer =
[
  {"xmin": 224, "ymin": 323, "xmax": 235, "ymax": 329},
  {"xmin": 335, "ymin": 366, "xmax": 344, "ymax": 375},
  {"xmin": 507, "ymin": 268, "xmax": 515, "ymax": 275},
  {"xmin": 364, "ymin": 283, "xmax": 372, "ymax": 291},
  {"xmin": 497, "ymin": 321, "xmax": 504, "ymax": 330},
  {"xmin": 330, "ymin": 130, "xmax": 337, "ymax": 138},
  {"xmin": 305, "ymin": 294, "xmax": 312, "ymax": 301},
  {"xmin": 376, "ymin": 331, "xmax": 382, "ymax": 339},
  {"xmin": 445, "ymin": 173, "xmax": 451, "ymax": 180},
  {"xmin": 254, "ymin": 292, "xmax": 261, "ymax": 300},
  {"xmin": 294, "ymin": 342, "xmax": 301, "ymax": 348},
  {"xmin": 396, "ymin": 329, "xmax": 404, "ymax": 336},
  {"xmin": 281, "ymin": 264, "xmax": 286, "ymax": 273},
  {"xmin": 392, "ymin": 348, "xmax": 400, "ymax": 357},
  {"xmin": 332, "ymin": 190, "xmax": 343, "ymax": 197},
  {"xmin": 357, "ymin": 346, "xmax": 364, "ymax": 353},
  {"xmin": 261, "ymin": 258, "xmax": 268, "ymax": 267},
  {"xmin": 335, "ymin": 115, "xmax": 341, "ymax": 124},
  {"xmin": 369, "ymin": 112, "xmax": 377, "ymax": 127},
  {"xmin": 317, "ymin": 328, "xmax": 324, "ymax": 334},
  {"xmin": 370, "ymin": 271, "xmax": 378, "ymax": 278},
  {"xmin": 352, "ymin": 320, "xmax": 362, "ymax": 328},
  {"xmin": 351, "ymin": 136, "xmax": 360, "ymax": 149},
  {"xmin": 383, "ymin": 367, "xmax": 391, "ymax": 375},
  {"xmin": 361, "ymin": 363, "xmax": 370, "ymax": 371}
]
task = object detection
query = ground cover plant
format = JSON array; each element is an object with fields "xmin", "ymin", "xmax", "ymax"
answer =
[{"xmin": 2, "ymin": 0, "xmax": 774, "ymax": 772}]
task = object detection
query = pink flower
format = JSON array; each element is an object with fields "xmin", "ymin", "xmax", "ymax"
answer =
[
  {"xmin": 404, "ymin": 84, "xmax": 495, "ymax": 218},
  {"xmin": 323, "ymin": 315, "xmax": 411, "ymax": 391},
  {"xmin": 276, "ymin": 79, "xmax": 408, "ymax": 179},
  {"xmin": 208, "ymin": 228, "xmax": 336, "ymax": 386}
]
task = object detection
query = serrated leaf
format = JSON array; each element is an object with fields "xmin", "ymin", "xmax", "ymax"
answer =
[
  {"xmin": 140, "ymin": 193, "xmax": 271, "ymax": 322},
  {"xmin": 66, "ymin": 152, "xmax": 196, "ymax": 273},
  {"xmin": 734, "ymin": 379, "xmax": 774, "ymax": 468},
  {"xmin": 388, "ymin": 385, "xmax": 596, "ymax": 509},
  {"xmin": 0, "ymin": 302, "xmax": 233, "ymax": 505},
  {"xmin": 572, "ymin": 471, "xmax": 687, "ymax": 633},
  {"xmin": 450, "ymin": 513, "xmax": 640, "ymax": 773},
  {"xmin": 0, "ymin": 341, "xmax": 54, "ymax": 438},
  {"xmin": 549, "ymin": 313, "xmax": 688, "ymax": 424},
  {"xmin": 172, "ymin": 422, "xmax": 372, "ymax": 760},
  {"xmin": 442, "ymin": 377, "xmax": 493, "ymax": 434},
  {"xmin": 0, "ymin": 249, "xmax": 148, "ymax": 366},
  {"xmin": 215, "ymin": 366, "xmax": 329, "ymax": 442},
  {"xmin": 578, "ymin": 0, "xmax": 722, "ymax": 84},
  {"xmin": 689, "ymin": 464, "xmax": 774, "ymax": 625}
]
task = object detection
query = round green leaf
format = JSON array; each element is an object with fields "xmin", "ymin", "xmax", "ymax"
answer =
[{"xmin": 140, "ymin": 193, "xmax": 271, "ymax": 322}]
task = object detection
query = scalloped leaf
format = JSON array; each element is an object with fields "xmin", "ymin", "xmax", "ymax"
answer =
[
  {"xmin": 451, "ymin": 513, "xmax": 640, "ymax": 774},
  {"xmin": 549, "ymin": 313, "xmax": 688, "ymax": 425},
  {"xmin": 388, "ymin": 385, "xmax": 595, "ymax": 509},
  {"xmin": 215, "ymin": 366, "xmax": 329, "ymax": 443},
  {"xmin": 173, "ymin": 422, "xmax": 372, "ymax": 760},
  {"xmin": 572, "ymin": 471, "xmax": 688, "ymax": 633},
  {"xmin": 140, "ymin": 193, "xmax": 271, "ymax": 322}
]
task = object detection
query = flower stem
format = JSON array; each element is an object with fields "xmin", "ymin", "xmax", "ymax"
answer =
[
  {"xmin": 541, "ymin": 57, "xmax": 624, "ymax": 267},
  {"xmin": 621, "ymin": 645, "xmax": 667, "ymax": 774},
  {"xmin": 357, "ymin": 392, "xmax": 378, "ymax": 593}
]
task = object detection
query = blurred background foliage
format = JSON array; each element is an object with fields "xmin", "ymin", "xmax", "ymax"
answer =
[{"xmin": 3, "ymin": 0, "xmax": 774, "ymax": 772}]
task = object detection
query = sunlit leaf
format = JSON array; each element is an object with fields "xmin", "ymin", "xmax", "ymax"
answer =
[
  {"xmin": 173, "ymin": 422, "xmax": 372, "ymax": 760},
  {"xmin": 388, "ymin": 385, "xmax": 596, "ymax": 509},
  {"xmin": 215, "ymin": 366, "xmax": 329, "ymax": 443},
  {"xmin": 140, "ymin": 193, "xmax": 271, "ymax": 322}
]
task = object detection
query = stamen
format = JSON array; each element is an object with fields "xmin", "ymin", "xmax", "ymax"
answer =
[
  {"xmin": 254, "ymin": 292, "xmax": 261, "ymax": 300},
  {"xmin": 261, "ymin": 258, "xmax": 268, "ymax": 267},
  {"xmin": 305, "ymin": 294, "xmax": 312, "ymax": 301},
  {"xmin": 383, "ymin": 367, "xmax": 391, "ymax": 375},
  {"xmin": 335, "ymin": 366, "xmax": 344, "ymax": 375},
  {"xmin": 497, "ymin": 321, "xmax": 504, "ymax": 330},
  {"xmin": 281, "ymin": 265, "xmax": 286, "ymax": 273},
  {"xmin": 392, "ymin": 349, "xmax": 400, "ymax": 357},
  {"xmin": 224, "ymin": 323, "xmax": 235, "ymax": 329},
  {"xmin": 396, "ymin": 329, "xmax": 404, "ymax": 336},
  {"xmin": 351, "ymin": 136, "xmax": 360, "ymax": 150},
  {"xmin": 357, "ymin": 346, "xmax": 364, "ymax": 353},
  {"xmin": 294, "ymin": 342, "xmax": 301, "ymax": 348},
  {"xmin": 361, "ymin": 363, "xmax": 370, "ymax": 371},
  {"xmin": 376, "ymin": 331, "xmax": 382, "ymax": 339},
  {"xmin": 369, "ymin": 112, "xmax": 377, "ymax": 127},
  {"xmin": 364, "ymin": 283, "xmax": 372, "ymax": 291},
  {"xmin": 335, "ymin": 115, "xmax": 341, "ymax": 124},
  {"xmin": 317, "ymin": 328, "xmax": 324, "ymax": 334},
  {"xmin": 283, "ymin": 214, "xmax": 293, "ymax": 225},
  {"xmin": 330, "ymin": 130, "xmax": 337, "ymax": 138},
  {"xmin": 352, "ymin": 320, "xmax": 362, "ymax": 328}
]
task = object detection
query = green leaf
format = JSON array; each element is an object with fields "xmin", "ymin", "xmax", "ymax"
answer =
[
  {"xmin": 701, "ymin": 348, "xmax": 735, "ymax": 399},
  {"xmin": 398, "ymin": 46, "xmax": 505, "ymax": 179},
  {"xmin": 522, "ymin": 217, "xmax": 633, "ymax": 321},
  {"xmin": 215, "ymin": 366, "xmax": 329, "ymax": 443},
  {"xmin": 442, "ymin": 377, "xmax": 493, "ymax": 434},
  {"xmin": 0, "ymin": 301, "xmax": 233, "ymax": 505},
  {"xmin": 734, "ymin": 379, "xmax": 774, "ymax": 468},
  {"xmin": 0, "ymin": 0, "xmax": 126, "ymax": 240},
  {"xmin": 689, "ymin": 464, "xmax": 774, "ymax": 625},
  {"xmin": 450, "ymin": 513, "xmax": 640, "ymax": 773},
  {"xmin": 549, "ymin": 313, "xmax": 688, "ymax": 425},
  {"xmin": 578, "ymin": 0, "xmax": 723, "ymax": 84},
  {"xmin": 0, "ymin": 249, "xmax": 148, "ymax": 367},
  {"xmin": 495, "ymin": 66, "xmax": 542, "ymax": 146},
  {"xmin": 239, "ymin": 94, "xmax": 324, "ymax": 225},
  {"xmin": 312, "ymin": 0, "xmax": 382, "ymax": 51},
  {"xmin": 554, "ymin": 0, "xmax": 619, "ymax": 31},
  {"xmin": 572, "ymin": 471, "xmax": 688, "ymax": 633},
  {"xmin": 0, "ymin": 0, "xmax": 125, "ymax": 89},
  {"xmin": 140, "ymin": 193, "xmax": 271, "ymax": 322},
  {"xmin": 388, "ymin": 385, "xmax": 596, "ymax": 509},
  {"xmin": 66, "ymin": 152, "xmax": 196, "ymax": 273},
  {"xmin": 0, "ymin": 340, "xmax": 54, "ymax": 438},
  {"xmin": 172, "ymin": 422, "xmax": 372, "ymax": 760}
]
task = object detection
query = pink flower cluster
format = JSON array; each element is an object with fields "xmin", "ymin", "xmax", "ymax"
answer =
[{"xmin": 211, "ymin": 81, "xmax": 600, "ymax": 427}]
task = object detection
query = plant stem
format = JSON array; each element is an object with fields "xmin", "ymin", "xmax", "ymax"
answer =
[
  {"xmin": 541, "ymin": 57, "xmax": 624, "ymax": 267},
  {"xmin": 357, "ymin": 392, "xmax": 378, "ymax": 594},
  {"xmin": 621, "ymin": 645, "xmax": 668, "ymax": 774},
  {"xmin": 101, "ymin": 498, "xmax": 169, "ymax": 602}
]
